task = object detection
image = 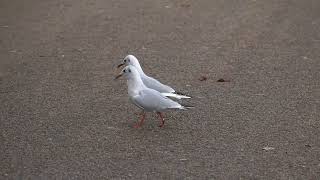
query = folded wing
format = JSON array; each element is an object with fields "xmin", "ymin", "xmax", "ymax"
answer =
[
  {"xmin": 132, "ymin": 89, "xmax": 183, "ymax": 112},
  {"xmin": 141, "ymin": 76, "xmax": 175, "ymax": 93}
]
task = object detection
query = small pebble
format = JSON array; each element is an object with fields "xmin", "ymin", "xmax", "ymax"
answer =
[
  {"xmin": 199, "ymin": 76, "xmax": 208, "ymax": 81},
  {"xmin": 217, "ymin": 78, "xmax": 230, "ymax": 82}
]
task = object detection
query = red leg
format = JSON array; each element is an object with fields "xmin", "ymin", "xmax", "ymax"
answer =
[
  {"xmin": 157, "ymin": 112, "xmax": 165, "ymax": 127},
  {"xmin": 134, "ymin": 111, "xmax": 146, "ymax": 128}
]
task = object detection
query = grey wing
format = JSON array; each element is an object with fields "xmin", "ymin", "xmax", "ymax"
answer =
[
  {"xmin": 142, "ymin": 75, "xmax": 175, "ymax": 93},
  {"xmin": 132, "ymin": 89, "xmax": 182, "ymax": 112}
]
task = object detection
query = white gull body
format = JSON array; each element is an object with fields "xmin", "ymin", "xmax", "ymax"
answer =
[
  {"xmin": 115, "ymin": 65, "xmax": 187, "ymax": 127},
  {"xmin": 118, "ymin": 55, "xmax": 190, "ymax": 99}
]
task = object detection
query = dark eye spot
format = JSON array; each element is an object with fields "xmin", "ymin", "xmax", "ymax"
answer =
[
  {"xmin": 128, "ymin": 69, "xmax": 131, "ymax": 72},
  {"xmin": 123, "ymin": 69, "xmax": 126, "ymax": 73},
  {"xmin": 124, "ymin": 59, "xmax": 126, "ymax": 62},
  {"xmin": 128, "ymin": 59, "xmax": 130, "ymax": 62}
]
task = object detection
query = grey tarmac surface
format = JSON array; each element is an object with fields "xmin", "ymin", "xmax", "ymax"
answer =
[{"xmin": 0, "ymin": 0, "xmax": 319, "ymax": 179}]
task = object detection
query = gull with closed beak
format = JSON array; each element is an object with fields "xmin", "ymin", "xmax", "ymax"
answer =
[
  {"xmin": 118, "ymin": 55, "xmax": 191, "ymax": 99},
  {"xmin": 115, "ymin": 65, "xmax": 191, "ymax": 128}
]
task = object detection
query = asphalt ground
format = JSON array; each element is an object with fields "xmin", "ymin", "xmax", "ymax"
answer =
[{"xmin": 0, "ymin": 0, "xmax": 319, "ymax": 179}]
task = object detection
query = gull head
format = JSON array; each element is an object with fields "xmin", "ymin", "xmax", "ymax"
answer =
[
  {"xmin": 114, "ymin": 65, "xmax": 139, "ymax": 80},
  {"xmin": 117, "ymin": 55, "xmax": 140, "ymax": 68}
]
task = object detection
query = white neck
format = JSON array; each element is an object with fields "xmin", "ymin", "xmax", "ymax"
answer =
[
  {"xmin": 129, "ymin": 56, "xmax": 146, "ymax": 76},
  {"xmin": 127, "ymin": 72, "xmax": 146, "ymax": 97},
  {"xmin": 133, "ymin": 62, "xmax": 145, "ymax": 76}
]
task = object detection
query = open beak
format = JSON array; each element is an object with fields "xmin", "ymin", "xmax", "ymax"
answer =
[
  {"xmin": 114, "ymin": 73, "xmax": 123, "ymax": 80},
  {"xmin": 117, "ymin": 63, "xmax": 125, "ymax": 68}
]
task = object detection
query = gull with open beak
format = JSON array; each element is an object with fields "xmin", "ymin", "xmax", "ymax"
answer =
[
  {"xmin": 117, "ymin": 55, "xmax": 191, "ymax": 99},
  {"xmin": 115, "ymin": 65, "xmax": 191, "ymax": 128}
]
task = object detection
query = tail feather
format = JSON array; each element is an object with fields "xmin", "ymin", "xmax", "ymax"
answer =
[
  {"xmin": 175, "ymin": 91, "xmax": 192, "ymax": 97},
  {"xmin": 161, "ymin": 92, "xmax": 191, "ymax": 99},
  {"xmin": 169, "ymin": 104, "xmax": 194, "ymax": 110},
  {"xmin": 181, "ymin": 104, "xmax": 194, "ymax": 110}
]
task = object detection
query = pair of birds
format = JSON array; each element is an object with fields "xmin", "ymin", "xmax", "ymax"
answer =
[{"xmin": 115, "ymin": 55, "xmax": 191, "ymax": 128}]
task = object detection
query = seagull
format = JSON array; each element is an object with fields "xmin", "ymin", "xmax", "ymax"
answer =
[
  {"xmin": 115, "ymin": 65, "xmax": 191, "ymax": 128},
  {"xmin": 117, "ymin": 55, "xmax": 191, "ymax": 99}
]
